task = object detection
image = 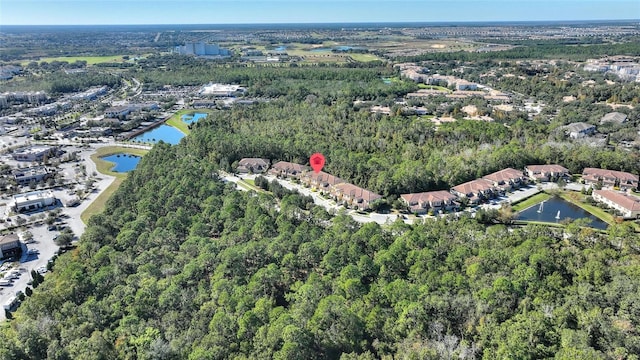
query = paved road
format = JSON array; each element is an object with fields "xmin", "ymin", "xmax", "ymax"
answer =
[{"xmin": 225, "ymin": 173, "xmax": 411, "ymax": 226}]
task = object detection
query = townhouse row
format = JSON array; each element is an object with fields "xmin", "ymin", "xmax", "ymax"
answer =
[{"xmin": 236, "ymin": 158, "xmax": 639, "ymax": 216}]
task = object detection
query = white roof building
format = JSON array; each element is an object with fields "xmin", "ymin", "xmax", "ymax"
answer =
[
  {"xmin": 199, "ymin": 84, "xmax": 245, "ymax": 97},
  {"xmin": 10, "ymin": 190, "xmax": 56, "ymax": 214}
]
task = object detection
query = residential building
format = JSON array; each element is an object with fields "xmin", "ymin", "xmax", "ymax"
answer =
[
  {"xmin": 583, "ymin": 168, "xmax": 639, "ymax": 190},
  {"xmin": 565, "ymin": 122, "xmax": 596, "ymax": 138},
  {"xmin": 450, "ymin": 179, "xmax": 495, "ymax": 204},
  {"xmin": 237, "ymin": 158, "xmax": 270, "ymax": 174},
  {"xmin": 400, "ymin": 190, "xmax": 458, "ymax": 214},
  {"xmin": 600, "ymin": 112, "xmax": 628, "ymax": 125},
  {"xmin": 525, "ymin": 164, "xmax": 570, "ymax": 182},
  {"xmin": 301, "ymin": 171, "xmax": 344, "ymax": 192},
  {"xmin": 11, "ymin": 145, "xmax": 58, "ymax": 162},
  {"xmin": 13, "ymin": 166, "xmax": 54, "ymax": 185},
  {"xmin": 268, "ymin": 161, "xmax": 308, "ymax": 179},
  {"xmin": 592, "ymin": 190, "xmax": 640, "ymax": 219},
  {"xmin": 0, "ymin": 234, "xmax": 22, "ymax": 259},
  {"xmin": 331, "ymin": 183, "xmax": 382, "ymax": 211},
  {"xmin": 10, "ymin": 190, "xmax": 56, "ymax": 213},
  {"xmin": 482, "ymin": 168, "xmax": 526, "ymax": 192},
  {"xmin": 175, "ymin": 42, "xmax": 231, "ymax": 57}
]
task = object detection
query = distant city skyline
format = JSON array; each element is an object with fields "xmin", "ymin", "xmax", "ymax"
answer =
[{"xmin": 1, "ymin": 0, "xmax": 638, "ymax": 26}]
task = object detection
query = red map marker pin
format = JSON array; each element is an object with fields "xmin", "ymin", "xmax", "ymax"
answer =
[{"xmin": 310, "ymin": 153, "xmax": 325, "ymax": 173}]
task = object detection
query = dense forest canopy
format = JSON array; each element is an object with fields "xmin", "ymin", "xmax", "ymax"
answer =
[{"xmin": 1, "ymin": 137, "xmax": 640, "ymax": 359}]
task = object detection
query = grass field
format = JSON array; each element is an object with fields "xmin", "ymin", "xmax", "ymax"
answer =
[
  {"xmin": 417, "ymin": 84, "xmax": 452, "ymax": 92},
  {"xmin": 81, "ymin": 177, "xmax": 123, "ymax": 224},
  {"xmin": 346, "ymin": 53, "xmax": 383, "ymax": 62},
  {"xmin": 237, "ymin": 179, "xmax": 263, "ymax": 192},
  {"xmin": 20, "ymin": 55, "xmax": 131, "ymax": 66},
  {"xmin": 81, "ymin": 146, "xmax": 149, "ymax": 223},
  {"xmin": 511, "ymin": 192, "xmax": 552, "ymax": 212}
]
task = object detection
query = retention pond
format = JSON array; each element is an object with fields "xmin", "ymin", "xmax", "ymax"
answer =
[{"xmin": 517, "ymin": 197, "xmax": 609, "ymax": 230}]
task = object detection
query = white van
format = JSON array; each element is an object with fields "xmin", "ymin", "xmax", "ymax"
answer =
[
  {"xmin": 0, "ymin": 280, "xmax": 13, "ymax": 286},
  {"xmin": 3, "ymin": 296, "xmax": 17, "ymax": 310}
]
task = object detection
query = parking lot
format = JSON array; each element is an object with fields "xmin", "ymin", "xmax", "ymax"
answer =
[
  {"xmin": 0, "ymin": 143, "xmax": 117, "ymax": 320},
  {"xmin": 0, "ymin": 223, "xmax": 61, "ymax": 316}
]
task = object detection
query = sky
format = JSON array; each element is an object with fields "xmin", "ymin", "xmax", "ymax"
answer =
[{"xmin": 1, "ymin": 0, "xmax": 638, "ymax": 26}]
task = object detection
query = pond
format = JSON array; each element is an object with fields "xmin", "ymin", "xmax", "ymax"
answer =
[
  {"xmin": 133, "ymin": 124, "xmax": 184, "ymax": 145},
  {"xmin": 101, "ymin": 153, "xmax": 141, "ymax": 172},
  {"xmin": 181, "ymin": 112, "xmax": 207, "ymax": 125},
  {"xmin": 517, "ymin": 197, "xmax": 609, "ymax": 230}
]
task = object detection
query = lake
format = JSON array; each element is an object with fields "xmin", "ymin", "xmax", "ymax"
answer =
[
  {"xmin": 517, "ymin": 197, "xmax": 609, "ymax": 230},
  {"xmin": 133, "ymin": 124, "xmax": 184, "ymax": 145},
  {"xmin": 102, "ymin": 153, "xmax": 141, "ymax": 172},
  {"xmin": 181, "ymin": 112, "xmax": 208, "ymax": 125}
]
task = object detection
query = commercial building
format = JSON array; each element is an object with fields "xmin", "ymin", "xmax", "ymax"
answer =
[
  {"xmin": 592, "ymin": 190, "xmax": 640, "ymax": 219},
  {"xmin": 13, "ymin": 166, "xmax": 54, "ymax": 186},
  {"xmin": 199, "ymin": 83, "xmax": 245, "ymax": 97},
  {"xmin": 0, "ymin": 234, "xmax": 22, "ymax": 259},
  {"xmin": 10, "ymin": 190, "xmax": 56, "ymax": 213},
  {"xmin": 11, "ymin": 145, "xmax": 58, "ymax": 162}
]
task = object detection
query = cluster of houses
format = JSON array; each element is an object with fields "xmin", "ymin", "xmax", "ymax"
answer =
[
  {"xmin": 401, "ymin": 167, "xmax": 540, "ymax": 214},
  {"xmin": 235, "ymin": 158, "xmax": 640, "ymax": 219},
  {"xmin": 237, "ymin": 159, "xmax": 383, "ymax": 211},
  {"xmin": 563, "ymin": 111, "xmax": 630, "ymax": 139}
]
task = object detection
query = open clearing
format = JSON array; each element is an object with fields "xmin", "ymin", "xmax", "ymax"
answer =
[{"xmin": 19, "ymin": 55, "xmax": 132, "ymax": 66}]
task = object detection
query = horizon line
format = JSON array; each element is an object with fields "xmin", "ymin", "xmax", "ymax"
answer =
[{"xmin": 2, "ymin": 19, "xmax": 639, "ymax": 27}]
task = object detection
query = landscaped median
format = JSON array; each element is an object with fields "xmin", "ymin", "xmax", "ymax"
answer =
[{"xmin": 81, "ymin": 146, "xmax": 149, "ymax": 223}]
